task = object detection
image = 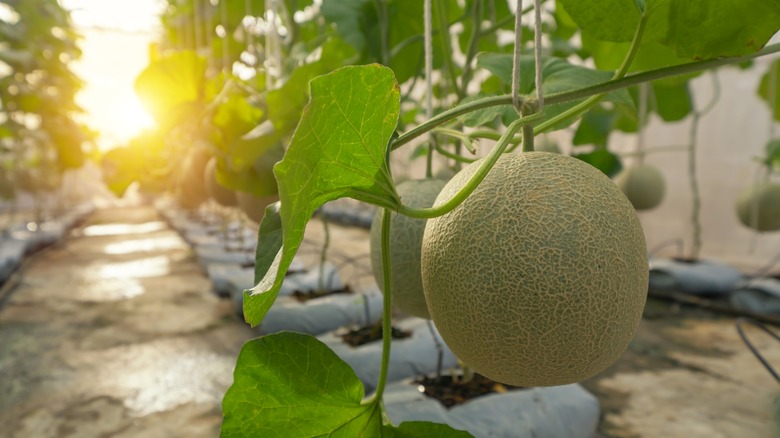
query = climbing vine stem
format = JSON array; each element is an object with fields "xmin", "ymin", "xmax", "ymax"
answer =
[
  {"xmin": 689, "ymin": 71, "xmax": 721, "ymax": 260},
  {"xmin": 392, "ymin": 43, "xmax": 780, "ymax": 152},
  {"xmin": 523, "ymin": 9, "xmax": 649, "ymax": 142},
  {"xmin": 363, "ymin": 207, "xmax": 394, "ymax": 405},
  {"xmin": 398, "ymin": 113, "xmax": 541, "ymax": 219}
]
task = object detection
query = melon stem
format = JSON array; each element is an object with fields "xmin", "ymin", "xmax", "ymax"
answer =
[
  {"xmin": 397, "ymin": 113, "xmax": 539, "ymax": 219},
  {"xmin": 365, "ymin": 208, "xmax": 394, "ymax": 405}
]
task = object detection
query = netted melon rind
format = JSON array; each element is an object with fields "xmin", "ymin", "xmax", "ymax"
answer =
[
  {"xmin": 614, "ymin": 164, "xmax": 665, "ymax": 211},
  {"xmin": 736, "ymin": 182, "xmax": 780, "ymax": 232},
  {"xmin": 370, "ymin": 179, "xmax": 447, "ymax": 319},
  {"xmin": 421, "ymin": 152, "xmax": 648, "ymax": 387}
]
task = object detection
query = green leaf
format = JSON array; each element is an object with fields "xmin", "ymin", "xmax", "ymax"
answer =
[
  {"xmin": 476, "ymin": 54, "xmax": 632, "ymax": 107},
  {"xmin": 212, "ymin": 93, "xmax": 264, "ymax": 146},
  {"xmin": 574, "ymin": 149, "xmax": 623, "ymax": 177},
  {"xmin": 558, "ymin": 0, "xmax": 640, "ymax": 42},
  {"xmin": 666, "ymin": 0, "xmax": 780, "ymax": 59},
  {"xmin": 382, "ymin": 422, "xmax": 473, "ymax": 437},
  {"xmin": 244, "ymin": 65, "xmax": 401, "ymax": 326},
  {"xmin": 652, "ymin": 81, "xmax": 692, "ymax": 122},
  {"xmin": 475, "ymin": 53, "xmax": 633, "ymax": 131},
  {"xmin": 561, "ymin": 0, "xmax": 780, "ymax": 60},
  {"xmin": 134, "ymin": 50, "xmax": 206, "ymax": 127},
  {"xmin": 266, "ymin": 37, "xmax": 355, "ymax": 135},
  {"xmin": 321, "ymin": 0, "xmax": 376, "ymax": 56},
  {"xmin": 758, "ymin": 60, "xmax": 780, "ymax": 122},
  {"xmin": 580, "ymin": 35, "xmax": 699, "ymax": 86},
  {"xmin": 765, "ymin": 138, "xmax": 780, "ymax": 171},
  {"xmin": 459, "ymin": 94, "xmax": 505, "ymax": 127},
  {"xmin": 572, "ymin": 107, "xmax": 615, "ymax": 148},
  {"xmin": 221, "ymin": 332, "xmax": 384, "ymax": 437},
  {"xmin": 252, "ymin": 203, "xmax": 284, "ymax": 285}
]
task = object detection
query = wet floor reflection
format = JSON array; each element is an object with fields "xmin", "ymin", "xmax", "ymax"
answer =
[
  {"xmin": 88, "ymin": 256, "xmax": 171, "ymax": 279},
  {"xmin": 72, "ymin": 277, "xmax": 146, "ymax": 301},
  {"xmin": 84, "ymin": 338, "xmax": 235, "ymax": 416},
  {"xmin": 103, "ymin": 236, "xmax": 185, "ymax": 255},
  {"xmin": 81, "ymin": 221, "xmax": 168, "ymax": 237}
]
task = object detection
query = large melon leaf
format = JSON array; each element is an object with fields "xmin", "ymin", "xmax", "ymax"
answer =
[
  {"xmin": 558, "ymin": 0, "xmax": 780, "ymax": 60},
  {"xmin": 221, "ymin": 332, "xmax": 473, "ymax": 437},
  {"xmin": 243, "ymin": 65, "xmax": 401, "ymax": 327}
]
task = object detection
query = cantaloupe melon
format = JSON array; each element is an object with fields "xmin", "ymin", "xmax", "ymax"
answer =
[
  {"xmin": 614, "ymin": 164, "xmax": 665, "ymax": 211},
  {"xmin": 204, "ymin": 157, "xmax": 238, "ymax": 207},
  {"xmin": 421, "ymin": 152, "xmax": 648, "ymax": 387},
  {"xmin": 736, "ymin": 182, "xmax": 780, "ymax": 232},
  {"xmin": 369, "ymin": 179, "xmax": 447, "ymax": 319}
]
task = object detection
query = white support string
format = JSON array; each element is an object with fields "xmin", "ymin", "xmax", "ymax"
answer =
[
  {"xmin": 511, "ymin": 0, "xmax": 523, "ymax": 112},
  {"xmin": 220, "ymin": 0, "xmax": 230, "ymax": 74},
  {"xmin": 245, "ymin": 0, "xmax": 254, "ymax": 56},
  {"xmin": 770, "ymin": 60, "xmax": 778, "ymax": 139},
  {"xmin": 424, "ymin": 0, "xmax": 433, "ymax": 121},
  {"xmin": 533, "ymin": 0, "xmax": 544, "ymax": 111}
]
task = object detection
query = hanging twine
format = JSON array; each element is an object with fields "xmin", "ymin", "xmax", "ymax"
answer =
[
  {"xmin": 511, "ymin": 0, "xmax": 523, "ymax": 113},
  {"xmin": 533, "ymin": 0, "xmax": 543, "ymax": 111},
  {"xmin": 512, "ymin": 0, "xmax": 545, "ymax": 114}
]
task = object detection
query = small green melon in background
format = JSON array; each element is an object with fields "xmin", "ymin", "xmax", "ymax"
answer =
[
  {"xmin": 204, "ymin": 157, "xmax": 238, "ymax": 207},
  {"xmin": 369, "ymin": 178, "xmax": 447, "ymax": 319},
  {"xmin": 614, "ymin": 164, "xmax": 666, "ymax": 210},
  {"xmin": 421, "ymin": 152, "xmax": 648, "ymax": 387},
  {"xmin": 736, "ymin": 182, "xmax": 780, "ymax": 232}
]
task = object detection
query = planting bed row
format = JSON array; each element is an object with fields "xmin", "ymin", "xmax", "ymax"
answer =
[
  {"xmin": 157, "ymin": 196, "xmax": 603, "ymax": 438},
  {"xmin": 0, "ymin": 199, "xmax": 94, "ymax": 288}
]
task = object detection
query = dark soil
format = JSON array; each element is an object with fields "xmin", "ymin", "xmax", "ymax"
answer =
[
  {"xmin": 414, "ymin": 373, "xmax": 524, "ymax": 408},
  {"xmin": 291, "ymin": 285, "xmax": 352, "ymax": 302},
  {"xmin": 339, "ymin": 324, "xmax": 411, "ymax": 347}
]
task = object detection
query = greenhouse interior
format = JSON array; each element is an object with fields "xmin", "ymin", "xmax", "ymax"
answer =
[{"xmin": 1, "ymin": 1, "xmax": 780, "ymax": 437}]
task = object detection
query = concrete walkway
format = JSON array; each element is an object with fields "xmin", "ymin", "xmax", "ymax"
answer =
[{"xmin": 0, "ymin": 206, "xmax": 252, "ymax": 437}]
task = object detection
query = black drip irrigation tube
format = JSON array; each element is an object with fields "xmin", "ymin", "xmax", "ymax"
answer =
[{"xmin": 736, "ymin": 318, "xmax": 780, "ymax": 383}]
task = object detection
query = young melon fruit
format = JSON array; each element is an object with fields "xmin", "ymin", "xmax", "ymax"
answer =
[
  {"xmin": 369, "ymin": 178, "xmax": 447, "ymax": 319},
  {"xmin": 421, "ymin": 152, "xmax": 648, "ymax": 387},
  {"xmin": 614, "ymin": 164, "xmax": 665, "ymax": 210},
  {"xmin": 736, "ymin": 182, "xmax": 780, "ymax": 232},
  {"xmin": 204, "ymin": 157, "xmax": 238, "ymax": 207}
]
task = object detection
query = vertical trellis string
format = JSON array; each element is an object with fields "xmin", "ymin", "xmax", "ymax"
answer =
[
  {"xmin": 533, "ymin": 0, "xmax": 544, "ymax": 112},
  {"xmin": 511, "ymin": 0, "xmax": 523, "ymax": 112},
  {"xmin": 769, "ymin": 60, "xmax": 778, "ymax": 142},
  {"xmin": 424, "ymin": 0, "xmax": 434, "ymax": 177},
  {"xmin": 245, "ymin": 0, "xmax": 255, "ymax": 63},
  {"xmin": 220, "ymin": 0, "xmax": 230, "ymax": 74}
]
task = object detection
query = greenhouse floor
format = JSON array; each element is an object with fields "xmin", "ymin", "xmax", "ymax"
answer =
[
  {"xmin": 0, "ymin": 206, "xmax": 253, "ymax": 437},
  {"xmin": 1, "ymin": 205, "xmax": 779, "ymax": 438}
]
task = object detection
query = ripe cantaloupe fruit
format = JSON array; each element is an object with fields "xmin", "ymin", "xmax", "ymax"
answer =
[
  {"xmin": 204, "ymin": 157, "xmax": 238, "ymax": 207},
  {"xmin": 736, "ymin": 182, "xmax": 780, "ymax": 232},
  {"xmin": 421, "ymin": 152, "xmax": 648, "ymax": 387},
  {"xmin": 614, "ymin": 164, "xmax": 665, "ymax": 211},
  {"xmin": 370, "ymin": 179, "xmax": 447, "ymax": 319}
]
